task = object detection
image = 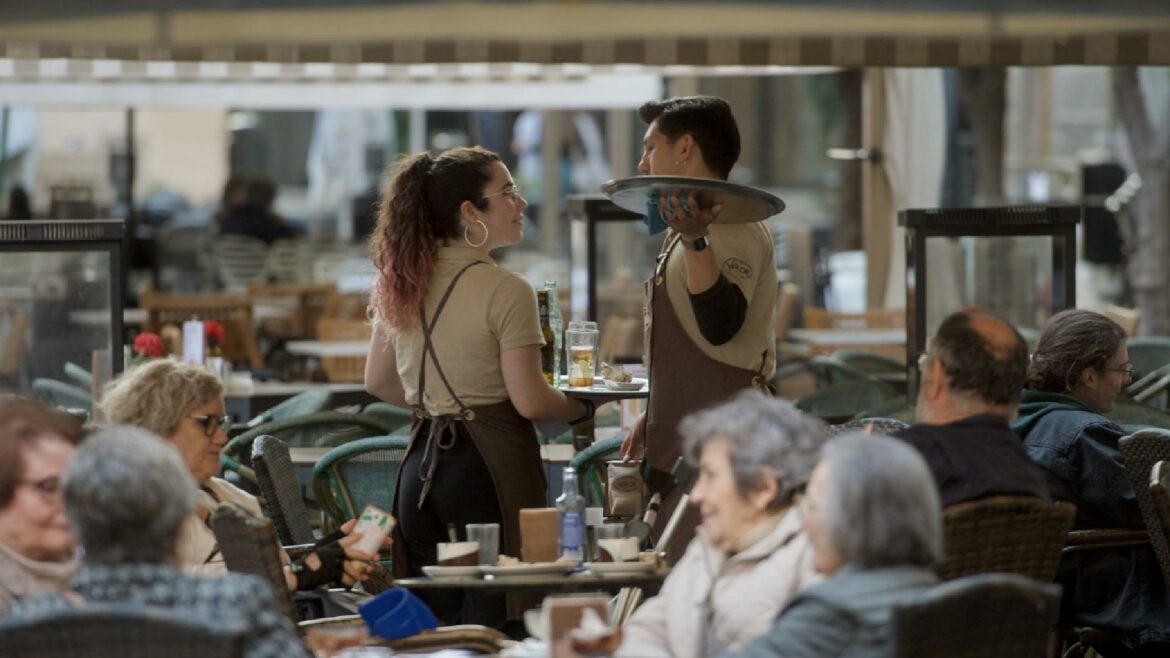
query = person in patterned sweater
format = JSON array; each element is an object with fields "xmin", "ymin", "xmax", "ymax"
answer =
[{"xmin": 7, "ymin": 426, "xmax": 309, "ymax": 658}]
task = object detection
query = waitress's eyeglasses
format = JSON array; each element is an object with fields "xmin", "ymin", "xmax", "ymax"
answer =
[{"xmin": 189, "ymin": 414, "xmax": 232, "ymax": 437}]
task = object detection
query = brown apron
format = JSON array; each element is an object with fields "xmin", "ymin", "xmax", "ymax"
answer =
[
  {"xmin": 391, "ymin": 262, "xmax": 546, "ymax": 619},
  {"xmin": 643, "ymin": 233, "xmax": 770, "ymax": 564}
]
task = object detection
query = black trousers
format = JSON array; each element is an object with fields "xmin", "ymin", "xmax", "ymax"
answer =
[{"xmin": 397, "ymin": 420, "xmax": 506, "ymax": 628}]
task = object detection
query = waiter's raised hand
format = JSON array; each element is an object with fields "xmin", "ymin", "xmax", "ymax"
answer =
[{"xmin": 658, "ymin": 190, "xmax": 722, "ymax": 238}]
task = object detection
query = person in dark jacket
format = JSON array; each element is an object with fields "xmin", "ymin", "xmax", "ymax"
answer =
[
  {"xmin": 894, "ymin": 310, "xmax": 1048, "ymax": 506},
  {"xmin": 1013, "ymin": 308, "xmax": 1169, "ymax": 656},
  {"xmin": 722, "ymin": 434, "xmax": 942, "ymax": 658}
]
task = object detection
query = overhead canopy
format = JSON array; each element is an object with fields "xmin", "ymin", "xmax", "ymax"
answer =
[{"xmin": 1, "ymin": 1, "xmax": 1168, "ymax": 71}]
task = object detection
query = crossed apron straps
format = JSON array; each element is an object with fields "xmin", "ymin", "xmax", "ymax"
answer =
[{"xmin": 413, "ymin": 261, "xmax": 483, "ymax": 508}]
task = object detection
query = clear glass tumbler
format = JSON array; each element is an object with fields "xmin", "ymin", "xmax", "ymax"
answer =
[{"xmin": 566, "ymin": 320, "xmax": 600, "ymax": 387}]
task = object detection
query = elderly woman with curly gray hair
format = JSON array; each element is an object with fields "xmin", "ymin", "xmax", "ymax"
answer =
[{"xmin": 618, "ymin": 390, "xmax": 826, "ymax": 658}]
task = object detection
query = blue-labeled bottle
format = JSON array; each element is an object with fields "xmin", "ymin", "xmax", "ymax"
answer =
[{"xmin": 557, "ymin": 467, "xmax": 586, "ymax": 564}]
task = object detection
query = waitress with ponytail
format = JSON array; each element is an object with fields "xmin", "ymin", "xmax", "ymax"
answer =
[{"xmin": 364, "ymin": 147, "xmax": 593, "ymax": 628}]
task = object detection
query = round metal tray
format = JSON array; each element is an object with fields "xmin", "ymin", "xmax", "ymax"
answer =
[{"xmin": 601, "ymin": 175, "xmax": 785, "ymax": 224}]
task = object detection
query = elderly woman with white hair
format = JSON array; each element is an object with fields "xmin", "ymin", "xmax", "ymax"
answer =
[
  {"xmin": 7, "ymin": 426, "xmax": 310, "ymax": 658},
  {"xmin": 618, "ymin": 390, "xmax": 825, "ymax": 658},
  {"xmin": 723, "ymin": 433, "xmax": 943, "ymax": 658}
]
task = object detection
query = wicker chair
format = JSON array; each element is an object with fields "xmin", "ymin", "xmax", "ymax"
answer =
[
  {"xmin": 31, "ymin": 377, "xmax": 93, "ymax": 414},
  {"xmin": 212, "ymin": 234, "xmax": 270, "ymax": 292},
  {"xmin": 1117, "ymin": 430, "xmax": 1170, "ymax": 586},
  {"xmin": 139, "ymin": 291, "xmax": 263, "ymax": 369},
  {"xmin": 568, "ymin": 435, "xmax": 624, "ymax": 507},
  {"xmin": 826, "ymin": 417, "xmax": 910, "ymax": 437},
  {"xmin": 210, "ymin": 501, "xmax": 303, "ymax": 625},
  {"xmin": 221, "ymin": 411, "xmax": 398, "ymax": 485},
  {"xmin": 312, "ymin": 435, "xmax": 410, "ymax": 532},
  {"xmin": 253, "ymin": 435, "xmax": 317, "ymax": 545},
  {"xmin": 0, "ymin": 602, "xmax": 247, "ymax": 658},
  {"xmin": 890, "ymin": 573, "xmax": 1061, "ymax": 658},
  {"xmin": 934, "ymin": 496, "xmax": 1076, "ymax": 582}
]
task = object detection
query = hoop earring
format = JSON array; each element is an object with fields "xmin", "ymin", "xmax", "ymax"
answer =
[{"xmin": 464, "ymin": 219, "xmax": 489, "ymax": 248}]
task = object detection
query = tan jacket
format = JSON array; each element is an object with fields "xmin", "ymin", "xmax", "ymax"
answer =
[
  {"xmin": 175, "ymin": 477, "xmax": 263, "ymax": 576},
  {"xmin": 618, "ymin": 508, "xmax": 820, "ymax": 658}
]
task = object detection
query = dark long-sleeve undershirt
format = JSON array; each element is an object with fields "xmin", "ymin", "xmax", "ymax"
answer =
[{"xmin": 688, "ymin": 273, "xmax": 748, "ymax": 346}]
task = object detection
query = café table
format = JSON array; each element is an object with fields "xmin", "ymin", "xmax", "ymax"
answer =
[{"xmin": 395, "ymin": 566, "xmax": 668, "ymax": 596}]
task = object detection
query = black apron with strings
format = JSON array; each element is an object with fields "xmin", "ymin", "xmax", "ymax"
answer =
[
  {"xmin": 390, "ymin": 261, "xmax": 547, "ymax": 620},
  {"xmin": 643, "ymin": 233, "xmax": 772, "ymax": 564}
]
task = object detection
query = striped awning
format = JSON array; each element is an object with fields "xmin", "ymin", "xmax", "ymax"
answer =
[{"xmin": 1, "ymin": 2, "xmax": 1169, "ymax": 69}]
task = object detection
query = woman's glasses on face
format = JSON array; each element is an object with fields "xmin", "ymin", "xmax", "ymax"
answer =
[
  {"xmin": 1106, "ymin": 363, "xmax": 1135, "ymax": 379},
  {"xmin": 188, "ymin": 414, "xmax": 232, "ymax": 437},
  {"xmin": 483, "ymin": 187, "xmax": 523, "ymax": 201}
]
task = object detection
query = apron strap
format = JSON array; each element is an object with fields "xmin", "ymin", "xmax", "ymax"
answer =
[{"xmin": 412, "ymin": 260, "xmax": 483, "ymax": 507}]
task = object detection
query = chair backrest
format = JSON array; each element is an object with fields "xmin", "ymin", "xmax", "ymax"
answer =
[
  {"xmin": 138, "ymin": 291, "xmax": 263, "ymax": 369},
  {"xmin": 805, "ymin": 306, "xmax": 905, "ymax": 330},
  {"xmin": 248, "ymin": 389, "xmax": 335, "ymax": 427},
  {"xmin": 315, "ymin": 317, "xmax": 372, "ymax": 383},
  {"xmin": 222, "ymin": 411, "xmax": 398, "ymax": 476},
  {"xmin": 361, "ymin": 402, "xmax": 415, "ymax": 434},
  {"xmin": 890, "ymin": 573, "xmax": 1061, "ymax": 658},
  {"xmin": 265, "ymin": 239, "xmax": 311, "ymax": 284},
  {"xmin": 31, "ymin": 378, "xmax": 93, "ymax": 413},
  {"xmin": 312, "ymin": 435, "xmax": 410, "ymax": 531},
  {"xmin": 1149, "ymin": 461, "xmax": 1170, "ymax": 581},
  {"xmin": 827, "ymin": 417, "xmax": 910, "ymax": 437},
  {"xmin": 1119, "ymin": 429, "xmax": 1170, "ymax": 586},
  {"xmin": 253, "ymin": 435, "xmax": 317, "ymax": 545},
  {"xmin": 209, "ymin": 501, "xmax": 298, "ymax": 625},
  {"xmin": 212, "ymin": 234, "xmax": 271, "ymax": 292},
  {"xmin": 63, "ymin": 361, "xmax": 94, "ymax": 389},
  {"xmin": 935, "ymin": 495, "xmax": 1076, "ymax": 582},
  {"xmin": 0, "ymin": 602, "xmax": 247, "ymax": 658},
  {"xmin": 796, "ymin": 377, "xmax": 900, "ymax": 423},
  {"xmin": 568, "ymin": 435, "xmax": 624, "ymax": 507}
]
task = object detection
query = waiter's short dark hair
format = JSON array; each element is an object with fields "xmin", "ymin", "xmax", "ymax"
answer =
[
  {"xmin": 638, "ymin": 96, "xmax": 740, "ymax": 180},
  {"xmin": 932, "ymin": 311, "xmax": 1028, "ymax": 406}
]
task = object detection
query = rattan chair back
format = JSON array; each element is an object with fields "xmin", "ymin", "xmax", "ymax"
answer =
[
  {"xmin": 253, "ymin": 435, "xmax": 316, "ymax": 545},
  {"xmin": 209, "ymin": 501, "xmax": 298, "ymax": 625},
  {"xmin": 0, "ymin": 602, "xmax": 247, "ymax": 658},
  {"xmin": 935, "ymin": 496, "xmax": 1076, "ymax": 582},
  {"xmin": 1118, "ymin": 429, "xmax": 1170, "ymax": 586},
  {"xmin": 891, "ymin": 573, "xmax": 1061, "ymax": 658},
  {"xmin": 312, "ymin": 435, "xmax": 409, "ymax": 532}
]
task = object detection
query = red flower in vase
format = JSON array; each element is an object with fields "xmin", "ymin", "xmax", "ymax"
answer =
[
  {"xmin": 133, "ymin": 332, "xmax": 165, "ymax": 359},
  {"xmin": 204, "ymin": 320, "xmax": 225, "ymax": 349}
]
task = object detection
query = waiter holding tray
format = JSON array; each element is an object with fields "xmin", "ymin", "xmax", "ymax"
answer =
[{"xmin": 616, "ymin": 96, "xmax": 779, "ymax": 563}]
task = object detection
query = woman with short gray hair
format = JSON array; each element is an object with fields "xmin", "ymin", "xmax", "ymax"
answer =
[
  {"xmin": 619, "ymin": 390, "xmax": 826, "ymax": 658},
  {"xmin": 7, "ymin": 426, "xmax": 310, "ymax": 658},
  {"xmin": 724, "ymin": 434, "xmax": 942, "ymax": 658}
]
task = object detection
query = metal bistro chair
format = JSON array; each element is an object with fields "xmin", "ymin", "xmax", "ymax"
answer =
[
  {"xmin": 312, "ymin": 435, "xmax": 410, "ymax": 533},
  {"xmin": 795, "ymin": 377, "xmax": 901, "ymax": 424},
  {"xmin": 63, "ymin": 362, "xmax": 94, "ymax": 390},
  {"xmin": 890, "ymin": 573, "xmax": 1062, "ymax": 658},
  {"xmin": 569, "ymin": 435, "xmax": 624, "ymax": 507},
  {"xmin": 246, "ymin": 389, "xmax": 335, "ymax": 428},
  {"xmin": 253, "ymin": 435, "xmax": 317, "ymax": 546},
  {"xmin": 934, "ymin": 496, "xmax": 1076, "ymax": 583},
  {"xmin": 222, "ymin": 411, "xmax": 398, "ymax": 487},
  {"xmin": 31, "ymin": 378, "xmax": 93, "ymax": 414},
  {"xmin": 0, "ymin": 602, "xmax": 247, "ymax": 658},
  {"xmin": 361, "ymin": 401, "xmax": 416, "ymax": 434}
]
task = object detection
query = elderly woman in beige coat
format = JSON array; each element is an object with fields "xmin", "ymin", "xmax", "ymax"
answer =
[{"xmin": 617, "ymin": 390, "xmax": 825, "ymax": 658}]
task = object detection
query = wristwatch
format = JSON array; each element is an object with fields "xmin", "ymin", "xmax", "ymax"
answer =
[{"xmin": 680, "ymin": 232, "xmax": 710, "ymax": 252}]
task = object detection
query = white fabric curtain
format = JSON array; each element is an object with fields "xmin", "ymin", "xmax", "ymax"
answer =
[{"xmin": 880, "ymin": 69, "xmax": 950, "ymax": 319}]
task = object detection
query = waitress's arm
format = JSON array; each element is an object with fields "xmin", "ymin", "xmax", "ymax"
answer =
[
  {"xmin": 364, "ymin": 324, "xmax": 408, "ymax": 407},
  {"xmin": 500, "ymin": 345, "xmax": 591, "ymax": 422}
]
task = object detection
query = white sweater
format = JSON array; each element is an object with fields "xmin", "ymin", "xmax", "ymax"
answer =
[{"xmin": 174, "ymin": 476, "xmax": 263, "ymax": 576}]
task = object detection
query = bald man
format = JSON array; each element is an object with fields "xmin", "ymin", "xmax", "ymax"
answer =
[{"xmin": 894, "ymin": 311, "xmax": 1048, "ymax": 506}]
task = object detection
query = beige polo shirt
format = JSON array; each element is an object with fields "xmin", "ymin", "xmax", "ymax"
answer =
[
  {"xmin": 653, "ymin": 221, "xmax": 777, "ymax": 376},
  {"xmin": 390, "ymin": 246, "xmax": 544, "ymax": 416}
]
